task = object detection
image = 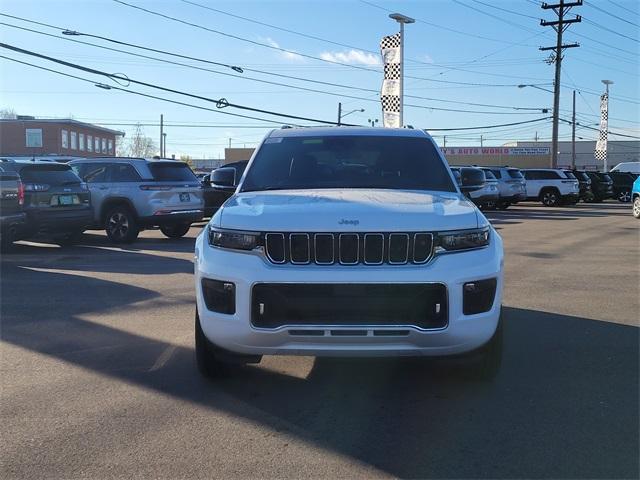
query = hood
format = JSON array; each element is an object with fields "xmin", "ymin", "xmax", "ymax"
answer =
[{"xmin": 218, "ymin": 189, "xmax": 480, "ymax": 232}]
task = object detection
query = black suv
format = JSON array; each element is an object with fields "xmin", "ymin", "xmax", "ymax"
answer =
[
  {"xmin": 4, "ymin": 162, "xmax": 92, "ymax": 243},
  {"xmin": 584, "ymin": 171, "xmax": 614, "ymax": 202},
  {"xmin": 609, "ymin": 171, "xmax": 637, "ymax": 203},
  {"xmin": 566, "ymin": 170, "xmax": 592, "ymax": 202},
  {"xmin": 201, "ymin": 160, "xmax": 248, "ymax": 217}
]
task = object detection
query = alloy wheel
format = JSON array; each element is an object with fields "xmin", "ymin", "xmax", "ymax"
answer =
[
  {"xmin": 633, "ymin": 198, "xmax": 640, "ymax": 218},
  {"xmin": 618, "ymin": 190, "xmax": 631, "ymax": 203},
  {"xmin": 108, "ymin": 212, "xmax": 129, "ymax": 240},
  {"xmin": 542, "ymin": 192, "xmax": 557, "ymax": 207}
]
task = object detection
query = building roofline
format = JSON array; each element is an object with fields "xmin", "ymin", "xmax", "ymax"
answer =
[{"xmin": 0, "ymin": 118, "xmax": 125, "ymax": 137}]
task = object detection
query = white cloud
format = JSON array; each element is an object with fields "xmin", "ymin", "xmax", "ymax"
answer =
[
  {"xmin": 422, "ymin": 54, "xmax": 434, "ymax": 64},
  {"xmin": 319, "ymin": 49, "xmax": 381, "ymax": 66},
  {"xmin": 263, "ymin": 37, "xmax": 305, "ymax": 62}
]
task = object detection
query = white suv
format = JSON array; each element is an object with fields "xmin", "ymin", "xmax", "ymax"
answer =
[
  {"xmin": 194, "ymin": 127, "xmax": 504, "ymax": 377},
  {"xmin": 522, "ymin": 168, "xmax": 579, "ymax": 207}
]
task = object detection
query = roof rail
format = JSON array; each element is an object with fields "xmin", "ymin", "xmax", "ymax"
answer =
[{"xmin": 281, "ymin": 125, "xmax": 293, "ymax": 129}]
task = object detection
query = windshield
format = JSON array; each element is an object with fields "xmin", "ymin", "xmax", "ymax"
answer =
[
  {"xmin": 507, "ymin": 169, "xmax": 524, "ymax": 179},
  {"xmin": 600, "ymin": 173, "xmax": 613, "ymax": 183},
  {"xmin": 19, "ymin": 165, "xmax": 81, "ymax": 185},
  {"xmin": 148, "ymin": 162, "xmax": 198, "ymax": 182},
  {"xmin": 241, "ymin": 135, "xmax": 456, "ymax": 192},
  {"xmin": 563, "ymin": 171, "xmax": 577, "ymax": 179},
  {"xmin": 573, "ymin": 171, "xmax": 589, "ymax": 181}
]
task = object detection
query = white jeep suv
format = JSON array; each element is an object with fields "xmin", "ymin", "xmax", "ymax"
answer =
[{"xmin": 194, "ymin": 127, "xmax": 504, "ymax": 377}]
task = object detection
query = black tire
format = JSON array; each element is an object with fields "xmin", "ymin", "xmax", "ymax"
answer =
[
  {"xmin": 104, "ymin": 206, "xmax": 139, "ymax": 244},
  {"xmin": 497, "ymin": 201, "xmax": 510, "ymax": 210},
  {"xmin": 195, "ymin": 311, "xmax": 260, "ymax": 378},
  {"xmin": 633, "ymin": 197, "xmax": 640, "ymax": 219},
  {"xmin": 617, "ymin": 190, "xmax": 631, "ymax": 203},
  {"xmin": 540, "ymin": 188, "xmax": 560, "ymax": 207},
  {"xmin": 160, "ymin": 223, "xmax": 191, "ymax": 238}
]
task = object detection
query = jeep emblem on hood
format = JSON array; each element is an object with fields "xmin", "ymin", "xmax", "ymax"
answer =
[{"xmin": 338, "ymin": 219, "xmax": 360, "ymax": 226}]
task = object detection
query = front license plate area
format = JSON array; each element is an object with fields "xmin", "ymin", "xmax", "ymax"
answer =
[{"xmin": 56, "ymin": 195, "xmax": 77, "ymax": 206}]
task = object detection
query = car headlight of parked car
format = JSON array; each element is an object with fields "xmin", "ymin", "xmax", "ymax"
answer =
[
  {"xmin": 208, "ymin": 227, "xmax": 262, "ymax": 251},
  {"xmin": 436, "ymin": 227, "xmax": 490, "ymax": 252}
]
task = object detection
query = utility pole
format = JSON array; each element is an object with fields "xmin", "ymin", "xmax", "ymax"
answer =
[
  {"xmin": 571, "ymin": 89, "xmax": 576, "ymax": 169},
  {"xmin": 540, "ymin": 0, "xmax": 581, "ymax": 168},
  {"xmin": 337, "ymin": 102, "xmax": 342, "ymax": 126},
  {"xmin": 159, "ymin": 114, "xmax": 164, "ymax": 157},
  {"xmin": 443, "ymin": 136, "xmax": 446, "ymax": 147},
  {"xmin": 535, "ymin": 131, "xmax": 538, "ymax": 143},
  {"xmin": 480, "ymin": 135, "xmax": 483, "ymax": 148}
]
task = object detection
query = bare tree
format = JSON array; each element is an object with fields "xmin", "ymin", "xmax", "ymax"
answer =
[
  {"xmin": 0, "ymin": 108, "xmax": 17, "ymax": 119},
  {"xmin": 180, "ymin": 154, "xmax": 194, "ymax": 167},
  {"xmin": 124, "ymin": 124, "xmax": 158, "ymax": 157}
]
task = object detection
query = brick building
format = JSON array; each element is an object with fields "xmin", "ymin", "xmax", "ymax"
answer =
[{"xmin": 0, "ymin": 117, "xmax": 125, "ymax": 158}]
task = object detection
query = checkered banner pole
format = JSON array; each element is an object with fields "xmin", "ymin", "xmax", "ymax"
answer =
[
  {"xmin": 380, "ymin": 33, "xmax": 401, "ymax": 128},
  {"xmin": 594, "ymin": 93, "xmax": 608, "ymax": 170}
]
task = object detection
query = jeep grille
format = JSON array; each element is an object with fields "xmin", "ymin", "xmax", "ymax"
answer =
[{"xmin": 264, "ymin": 232, "xmax": 434, "ymax": 266}]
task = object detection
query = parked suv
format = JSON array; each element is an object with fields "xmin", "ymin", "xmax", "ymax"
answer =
[
  {"xmin": 0, "ymin": 168, "xmax": 26, "ymax": 249},
  {"xmin": 584, "ymin": 171, "xmax": 614, "ymax": 202},
  {"xmin": 482, "ymin": 166, "xmax": 527, "ymax": 210},
  {"xmin": 195, "ymin": 127, "xmax": 504, "ymax": 378},
  {"xmin": 2, "ymin": 162, "xmax": 92, "ymax": 243},
  {"xmin": 632, "ymin": 176, "xmax": 640, "ymax": 219},
  {"xmin": 450, "ymin": 166, "xmax": 496, "ymax": 209},
  {"xmin": 202, "ymin": 160, "xmax": 248, "ymax": 217},
  {"xmin": 609, "ymin": 171, "xmax": 637, "ymax": 203},
  {"xmin": 522, "ymin": 168, "xmax": 579, "ymax": 206},
  {"xmin": 71, "ymin": 158, "xmax": 204, "ymax": 243},
  {"xmin": 567, "ymin": 170, "xmax": 592, "ymax": 202}
]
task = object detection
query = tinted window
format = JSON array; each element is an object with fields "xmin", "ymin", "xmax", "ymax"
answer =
[
  {"xmin": 538, "ymin": 171, "xmax": 560, "ymax": 180},
  {"xmin": 523, "ymin": 170, "xmax": 538, "ymax": 180},
  {"xmin": 573, "ymin": 171, "xmax": 590, "ymax": 182},
  {"xmin": 149, "ymin": 162, "xmax": 197, "ymax": 182},
  {"xmin": 242, "ymin": 136, "xmax": 455, "ymax": 192},
  {"xmin": 563, "ymin": 171, "xmax": 577, "ymax": 179},
  {"xmin": 600, "ymin": 173, "xmax": 613, "ymax": 183},
  {"xmin": 110, "ymin": 163, "xmax": 141, "ymax": 182},
  {"xmin": 482, "ymin": 169, "xmax": 497, "ymax": 180},
  {"xmin": 19, "ymin": 165, "xmax": 81, "ymax": 185},
  {"xmin": 507, "ymin": 169, "xmax": 523, "ymax": 179},
  {"xmin": 78, "ymin": 163, "xmax": 109, "ymax": 183},
  {"xmin": 490, "ymin": 169, "xmax": 502, "ymax": 179}
]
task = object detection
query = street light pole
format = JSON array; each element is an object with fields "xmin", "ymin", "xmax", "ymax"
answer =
[
  {"xmin": 601, "ymin": 79, "xmax": 614, "ymax": 172},
  {"xmin": 338, "ymin": 105, "xmax": 364, "ymax": 125},
  {"xmin": 389, "ymin": 13, "xmax": 415, "ymax": 128},
  {"xmin": 571, "ymin": 90, "xmax": 576, "ymax": 169},
  {"xmin": 337, "ymin": 102, "xmax": 342, "ymax": 126}
]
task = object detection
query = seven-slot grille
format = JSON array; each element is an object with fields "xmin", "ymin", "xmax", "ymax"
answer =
[{"xmin": 264, "ymin": 232, "xmax": 434, "ymax": 265}]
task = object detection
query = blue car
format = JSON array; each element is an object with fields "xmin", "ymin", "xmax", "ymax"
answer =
[{"xmin": 632, "ymin": 176, "xmax": 640, "ymax": 219}]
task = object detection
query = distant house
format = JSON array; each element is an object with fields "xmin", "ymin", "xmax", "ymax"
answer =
[{"xmin": 0, "ymin": 116, "xmax": 125, "ymax": 158}]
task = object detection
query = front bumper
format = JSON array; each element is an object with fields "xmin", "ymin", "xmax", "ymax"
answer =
[{"xmin": 195, "ymin": 228, "xmax": 504, "ymax": 357}]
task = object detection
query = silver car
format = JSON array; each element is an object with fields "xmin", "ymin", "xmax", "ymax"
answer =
[{"xmin": 70, "ymin": 157, "xmax": 204, "ymax": 243}]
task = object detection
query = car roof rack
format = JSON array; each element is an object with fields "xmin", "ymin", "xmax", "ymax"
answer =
[{"xmin": 280, "ymin": 125, "xmax": 293, "ymax": 129}]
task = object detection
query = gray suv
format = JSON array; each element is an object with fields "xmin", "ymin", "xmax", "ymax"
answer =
[
  {"xmin": 481, "ymin": 166, "xmax": 526, "ymax": 210},
  {"xmin": 70, "ymin": 157, "xmax": 204, "ymax": 243}
]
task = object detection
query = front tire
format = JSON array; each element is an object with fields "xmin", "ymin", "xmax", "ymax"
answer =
[
  {"xmin": 160, "ymin": 223, "xmax": 191, "ymax": 238},
  {"xmin": 105, "ymin": 206, "xmax": 139, "ymax": 244},
  {"xmin": 540, "ymin": 188, "xmax": 560, "ymax": 207},
  {"xmin": 496, "ymin": 201, "xmax": 510, "ymax": 210},
  {"xmin": 633, "ymin": 197, "xmax": 640, "ymax": 219}
]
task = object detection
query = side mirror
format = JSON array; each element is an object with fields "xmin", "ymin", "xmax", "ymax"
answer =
[
  {"xmin": 211, "ymin": 167, "xmax": 236, "ymax": 188},
  {"xmin": 459, "ymin": 167, "xmax": 485, "ymax": 193}
]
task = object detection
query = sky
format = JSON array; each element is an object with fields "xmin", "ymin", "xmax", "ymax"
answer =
[{"xmin": 0, "ymin": 0, "xmax": 638, "ymax": 159}]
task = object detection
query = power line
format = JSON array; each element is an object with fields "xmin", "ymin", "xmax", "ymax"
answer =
[
  {"xmin": 606, "ymin": 0, "xmax": 639, "ymax": 17},
  {"xmin": 559, "ymin": 117, "xmax": 640, "ymax": 139},
  {"xmin": 0, "ymin": 42, "xmax": 364, "ymax": 125},
  {"xmin": 586, "ymin": 1, "xmax": 639, "ymax": 28},
  {"xmin": 0, "ymin": 12, "xmax": 552, "ymax": 90},
  {"xmin": 0, "ymin": 22, "xmax": 551, "ymax": 114},
  {"xmin": 425, "ymin": 117, "xmax": 552, "ymax": 131},
  {"xmin": 581, "ymin": 17, "xmax": 640, "ymax": 43}
]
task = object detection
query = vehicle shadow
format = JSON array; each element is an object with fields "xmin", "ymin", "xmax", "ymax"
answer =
[
  {"xmin": 2, "ymin": 264, "xmax": 638, "ymax": 479},
  {"xmin": 486, "ymin": 202, "xmax": 631, "ymax": 222},
  {"xmin": 1, "ymin": 242, "xmax": 194, "ymax": 275}
]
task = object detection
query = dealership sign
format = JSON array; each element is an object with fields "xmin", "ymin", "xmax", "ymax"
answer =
[{"xmin": 441, "ymin": 147, "xmax": 550, "ymax": 156}]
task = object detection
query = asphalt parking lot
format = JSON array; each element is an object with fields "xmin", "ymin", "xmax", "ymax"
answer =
[{"xmin": 1, "ymin": 202, "xmax": 638, "ymax": 479}]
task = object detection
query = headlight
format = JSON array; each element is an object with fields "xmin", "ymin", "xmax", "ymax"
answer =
[
  {"xmin": 208, "ymin": 227, "xmax": 262, "ymax": 250},
  {"xmin": 436, "ymin": 227, "xmax": 490, "ymax": 252}
]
